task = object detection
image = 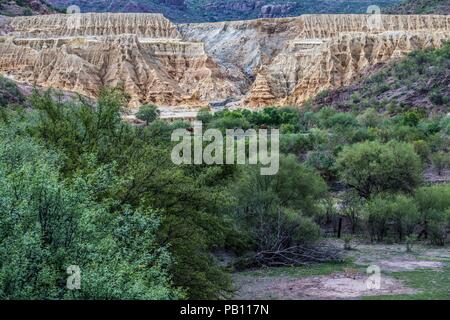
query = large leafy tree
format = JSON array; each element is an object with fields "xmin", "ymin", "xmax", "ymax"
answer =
[
  {"xmin": 232, "ymin": 155, "xmax": 327, "ymax": 251},
  {"xmin": 136, "ymin": 104, "xmax": 160, "ymax": 125},
  {"xmin": 16, "ymin": 88, "xmax": 234, "ymax": 299},
  {"xmin": 336, "ymin": 141, "xmax": 422, "ymax": 198},
  {"xmin": 0, "ymin": 133, "xmax": 180, "ymax": 299}
]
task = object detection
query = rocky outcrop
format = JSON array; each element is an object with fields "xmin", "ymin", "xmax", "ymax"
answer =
[
  {"xmin": 0, "ymin": 13, "xmax": 449, "ymax": 109},
  {"xmin": 243, "ymin": 67, "xmax": 276, "ymax": 106},
  {"xmin": 259, "ymin": 3, "xmax": 298, "ymax": 18},
  {"xmin": 45, "ymin": 1, "xmax": 404, "ymax": 23},
  {"xmin": 0, "ymin": 13, "xmax": 241, "ymax": 108},
  {"xmin": 387, "ymin": 0, "xmax": 450, "ymax": 15},
  {"xmin": 180, "ymin": 14, "xmax": 450, "ymax": 107},
  {"xmin": 8, "ymin": 13, "xmax": 182, "ymax": 38},
  {"xmin": 0, "ymin": 0, "xmax": 56, "ymax": 16}
]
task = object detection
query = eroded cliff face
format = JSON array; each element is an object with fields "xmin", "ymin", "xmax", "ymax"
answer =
[
  {"xmin": 0, "ymin": 13, "xmax": 241, "ymax": 108},
  {"xmin": 0, "ymin": 13, "xmax": 449, "ymax": 108},
  {"xmin": 180, "ymin": 14, "xmax": 450, "ymax": 107}
]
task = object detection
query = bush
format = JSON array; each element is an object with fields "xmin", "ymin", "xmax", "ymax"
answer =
[
  {"xmin": 197, "ymin": 107, "xmax": 213, "ymax": 124},
  {"xmin": 306, "ymin": 150, "xmax": 336, "ymax": 181},
  {"xmin": 289, "ymin": 213, "xmax": 321, "ymax": 245},
  {"xmin": 356, "ymin": 108, "xmax": 382, "ymax": 128},
  {"xmin": 0, "ymin": 76, "xmax": 25, "ymax": 107},
  {"xmin": 136, "ymin": 104, "xmax": 160, "ymax": 125},
  {"xmin": 430, "ymin": 151, "xmax": 450, "ymax": 175},
  {"xmin": 363, "ymin": 194, "xmax": 420, "ymax": 242},
  {"xmin": 233, "ymin": 155, "xmax": 327, "ymax": 250},
  {"xmin": 413, "ymin": 140, "xmax": 431, "ymax": 162},
  {"xmin": 415, "ymin": 184, "xmax": 450, "ymax": 245},
  {"xmin": 0, "ymin": 135, "xmax": 180, "ymax": 299},
  {"xmin": 336, "ymin": 141, "xmax": 422, "ymax": 198},
  {"xmin": 428, "ymin": 209, "xmax": 450, "ymax": 246},
  {"xmin": 429, "ymin": 91, "xmax": 447, "ymax": 105}
]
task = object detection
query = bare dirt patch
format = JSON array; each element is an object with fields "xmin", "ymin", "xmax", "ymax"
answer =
[
  {"xmin": 232, "ymin": 242, "xmax": 449, "ymax": 300},
  {"xmin": 373, "ymin": 259, "xmax": 443, "ymax": 272},
  {"xmin": 233, "ymin": 272, "xmax": 416, "ymax": 300},
  {"xmin": 346, "ymin": 242, "xmax": 447, "ymax": 272}
]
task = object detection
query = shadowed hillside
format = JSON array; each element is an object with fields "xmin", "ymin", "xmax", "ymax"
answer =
[
  {"xmin": 388, "ymin": 0, "xmax": 450, "ymax": 14},
  {"xmin": 309, "ymin": 42, "xmax": 450, "ymax": 114},
  {"xmin": 46, "ymin": 0, "xmax": 401, "ymax": 23},
  {"xmin": 0, "ymin": 0, "xmax": 58, "ymax": 16}
]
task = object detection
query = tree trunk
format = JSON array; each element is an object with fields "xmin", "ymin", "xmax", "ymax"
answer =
[{"xmin": 337, "ymin": 217, "xmax": 343, "ymax": 238}]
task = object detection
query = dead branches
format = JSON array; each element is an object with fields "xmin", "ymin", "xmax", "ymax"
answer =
[{"xmin": 236, "ymin": 243, "xmax": 343, "ymax": 269}]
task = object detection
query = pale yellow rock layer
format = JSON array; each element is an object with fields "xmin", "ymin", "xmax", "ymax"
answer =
[{"xmin": 0, "ymin": 13, "xmax": 449, "ymax": 108}]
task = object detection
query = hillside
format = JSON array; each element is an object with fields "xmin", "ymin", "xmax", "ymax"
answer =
[
  {"xmin": 0, "ymin": 75, "xmax": 25, "ymax": 106},
  {"xmin": 0, "ymin": 8, "xmax": 449, "ymax": 303},
  {"xmin": 0, "ymin": 0, "xmax": 57, "ymax": 16},
  {"xmin": 388, "ymin": 0, "xmax": 450, "ymax": 14},
  {"xmin": 310, "ymin": 42, "xmax": 450, "ymax": 113},
  {"xmin": 1, "ymin": 41, "xmax": 449, "ymax": 301},
  {"xmin": 0, "ymin": 13, "xmax": 449, "ymax": 109},
  {"xmin": 1, "ymin": 13, "xmax": 449, "ymax": 108},
  {"xmin": 46, "ymin": 0, "xmax": 401, "ymax": 23}
]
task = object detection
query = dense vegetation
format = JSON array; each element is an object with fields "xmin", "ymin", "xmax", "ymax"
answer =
[
  {"xmin": 46, "ymin": 0, "xmax": 400, "ymax": 23},
  {"xmin": 0, "ymin": 87, "xmax": 239, "ymax": 299},
  {"xmin": 387, "ymin": 0, "xmax": 450, "ymax": 14},
  {"xmin": 0, "ymin": 0, "xmax": 58, "ymax": 16},
  {"xmin": 312, "ymin": 42, "xmax": 450, "ymax": 113},
  {"xmin": 0, "ymin": 44, "xmax": 449, "ymax": 300}
]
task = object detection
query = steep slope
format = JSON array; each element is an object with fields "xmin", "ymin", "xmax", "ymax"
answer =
[
  {"xmin": 180, "ymin": 14, "xmax": 450, "ymax": 107},
  {"xmin": 0, "ymin": 75, "xmax": 25, "ymax": 106},
  {"xmin": 0, "ymin": 13, "xmax": 241, "ymax": 107},
  {"xmin": 46, "ymin": 0, "xmax": 401, "ymax": 23},
  {"xmin": 0, "ymin": 0, "xmax": 57, "ymax": 16},
  {"xmin": 0, "ymin": 13, "xmax": 449, "ymax": 108},
  {"xmin": 388, "ymin": 0, "xmax": 450, "ymax": 14},
  {"xmin": 309, "ymin": 42, "xmax": 450, "ymax": 113}
]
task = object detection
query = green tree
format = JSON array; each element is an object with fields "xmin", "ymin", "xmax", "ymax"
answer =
[
  {"xmin": 336, "ymin": 141, "xmax": 422, "ymax": 198},
  {"xmin": 136, "ymin": 104, "xmax": 160, "ymax": 125},
  {"xmin": 0, "ymin": 134, "xmax": 180, "ymax": 299},
  {"xmin": 24, "ymin": 88, "xmax": 234, "ymax": 299},
  {"xmin": 196, "ymin": 107, "xmax": 213, "ymax": 124},
  {"xmin": 306, "ymin": 150, "xmax": 336, "ymax": 181},
  {"xmin": 430, "ymin": 151, "xmax": 449, "ymax": 176},
  {"xmin": 232, "ymin": 155, "xmax": 327, "ymax": 250},
  {"xmin": 363, "ymin": 194, "xmax": 419, "ymax": 242},
  {"xmin": 414, "ymin": 184, "xmax": 450, "ymax": 245}
]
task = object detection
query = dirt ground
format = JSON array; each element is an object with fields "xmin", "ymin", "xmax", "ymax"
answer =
[
  {"xmin": 348, "ymin": 242, "xmax": 446, "ymax": 272},
  {"xmin": 233, "ymin": 242, "xmax": 449, "ymax": 300},
  {"xmin": 233, "ymin": 273, "xmax": 416, "ymax": 300}
]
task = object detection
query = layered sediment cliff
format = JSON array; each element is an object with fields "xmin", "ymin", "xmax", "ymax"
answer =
[
  {"xmin": 180, "ymin": 14, "xmax": 450, "ymax": 107},
  {"xmin": 0, "ymin": 13, "xmax": 241, "ymax": 107},
  {"xmin": 0, "ymin": 13, "xmax": 449, "ymax": 108}
]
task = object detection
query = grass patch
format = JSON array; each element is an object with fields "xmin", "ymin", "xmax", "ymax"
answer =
[
  {"xmin": 365, "ymin": 266, "xmax": 450, "ymax": 300},
  {"xmin": 237, "ymin": 260, "xmax": 354, "ymax": 278}
]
